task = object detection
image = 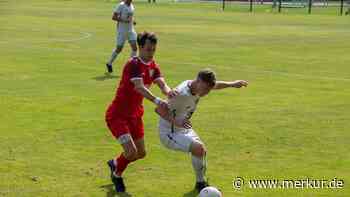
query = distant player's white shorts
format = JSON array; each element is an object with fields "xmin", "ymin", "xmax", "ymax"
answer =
[
  {"xmin": 159, "ymin": 127, "xmax": 202, "ymax": 153},
  {"xmin": 116, "ymin": 31, "xmax": 137, "ymax": 47}
]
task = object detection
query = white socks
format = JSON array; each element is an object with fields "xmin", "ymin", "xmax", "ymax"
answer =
[
  {"xmin": 108, "ymin": 50, "xmax": 119, "ymax": 65},
  {"xmin": 191, "ymin": 154, "xmax": 207, "ymax": 182}
]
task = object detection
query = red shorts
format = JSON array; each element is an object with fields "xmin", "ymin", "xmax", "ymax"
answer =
[{"xmin": 106, "ymin": 115, "xmax": 144, "ymax": 141}]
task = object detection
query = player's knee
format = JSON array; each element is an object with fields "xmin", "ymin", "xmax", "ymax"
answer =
[
  {"xmin": 124, "ymin": 148, "xmax": 138, "ymax": 161},
  {"xmin": 131, "ymin": 46, "xmax": 137, "ymax": 51},
  {"xmin": 191, "ymin": 142, "xmax": 206, "ymax": 158},
  {"xmin": 115, "ymin": 46, "xmax": 123, "ymax": 53},
  {"xmin": 198, "ymin": 144, "xmax": 207, "ymax": 157},
  {"xmin": 137, "ymin": 149, "xmax": 146, "ymax": 159}
]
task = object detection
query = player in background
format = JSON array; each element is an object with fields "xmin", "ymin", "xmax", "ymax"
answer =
[
  {"xmin": 105, "ymin": 31, "xmax": 177, "ymax": 192},
  {"xmin": 155, "ymin": 69, "xmax": 248, "ymax": 192},
  {"xmin": 106, "ymin": 0, "xmax": 137, "ymax": 73}
]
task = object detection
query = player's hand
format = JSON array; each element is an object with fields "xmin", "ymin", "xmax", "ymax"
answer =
[
  {"xmin": 155, "ymin": 101, "xmax": 169, "ymax": 117},
  {"xmin": 125, "ymin": 16, "xmax": 132, "ymax": 23},
  {"xmin": 167, "ymin": 89, "xmax": 179, "ymax": 99},
  {"xmin": 231, "ymin": 80, "xmax": 248, "ymax": 88},
  {"xmin": 159, "ymin": 99, "xmax": 169, "ymax": 109},
  {"xmin": 133, "ymin": 21, "xmax": 136, "ymax": 25}
]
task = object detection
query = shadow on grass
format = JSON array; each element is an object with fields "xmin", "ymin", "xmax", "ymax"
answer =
[
  {"xmin": 100, "ymin": 184, "xmax": 132, "ymax": 197},
  {"xmin": 93, "ymin": 73, "xmax": 119, "ymax": 81},
  {"xmin": 183, "ymin": 188, "xmax": 197, "ymax": 197}
]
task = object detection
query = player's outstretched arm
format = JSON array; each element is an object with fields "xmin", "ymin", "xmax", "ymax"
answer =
[
  {"xmin": 132, "ymin": 78, "xmax": 167, "ymax": 108},
  {"xmin": 213, "ymin": 80, "xmax": 248, "ymax": 90},
  {"xmin": 154, "ymin": 78, "xmax": 178, "ymax": 98}
]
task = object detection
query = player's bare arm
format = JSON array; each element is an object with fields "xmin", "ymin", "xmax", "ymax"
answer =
[
  {"xmin": 129, "ymin": 15, "xmax": 136, "ymax": 25},
  {"xmin": 128, "ymin": 15, "xmax": 136, "ymax": 24},
  {"xmin": 131, "ymin": 78, "xmax": 168, "ymax": 108},
  {"xmin": 154, "ymin": 78, "xmax": 179, "ymax": 98},
  {"xmin": 112, "ymin": 12, "xmax": 130, "ymax": 23},
  {"xmin": 213, "ymin": 80, "xmax": 248, "ymax": 90}
]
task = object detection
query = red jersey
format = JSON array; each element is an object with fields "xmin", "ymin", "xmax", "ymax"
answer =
[{"xmin": 107, "ymin": 57, "xmax": 162, "ymax": 118}]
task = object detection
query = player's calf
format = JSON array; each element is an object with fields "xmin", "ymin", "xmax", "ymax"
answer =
[
  {"xmin": 115, "ymin": 45, "xmax": 124, "ymax": 53},
  {"xmin": 191, "ymin": 141, "xmax": 209, "ymax": 192},
  {"xmin": 123, "ymin": 147, "xmax": 138, "ymax": 161}
]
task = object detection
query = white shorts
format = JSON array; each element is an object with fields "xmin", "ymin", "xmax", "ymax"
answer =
[
  {"xmin": 159, "ymin": 127, "xmax": 202, "ymax": 153},
  {"xmin": 116, "ymin": 31, "xmax": 137, "ymax": 47}
]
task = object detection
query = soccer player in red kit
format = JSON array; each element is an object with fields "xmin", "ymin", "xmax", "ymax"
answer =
[{"xmin": 105, "ymin": 31, "xmax": 177, "ymax": 192}]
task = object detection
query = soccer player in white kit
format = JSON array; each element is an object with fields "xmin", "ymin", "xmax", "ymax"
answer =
[
  {"xmin": 155, "ymin": 69, "xmax": 248, "ymax": 192},
  {"xmin": 106, "ymin": 0, "xmax": 137, "ymax": 73}
]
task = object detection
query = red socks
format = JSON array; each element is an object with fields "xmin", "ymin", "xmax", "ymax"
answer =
[{"xmin": 115, "ymin": 154, "xmax": 132, "ymax": 176}]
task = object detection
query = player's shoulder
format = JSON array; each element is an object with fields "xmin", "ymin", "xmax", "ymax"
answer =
[
  {"xmin": 150, "ymin": 60, "xmax": 160, "ymax": 69},
  {"xmin": 127, "ymin": 56, "xmax": 141, "ymax": 65},
  {"xmin": 124, "ymin": 57, "xmax": 141, "ymax": 69},
  {"xmin": 114, "ymin": 2, "xmax": 125, "ymax": 12},
  {"xmin": 176, "ymin": 80, "xmax": 192, "ymax": 96},
  {"xmin": 116, "ymin": 1, "xmax": 126, "ymax": 9}
]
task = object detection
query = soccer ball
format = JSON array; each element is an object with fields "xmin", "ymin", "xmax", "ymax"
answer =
[{"xmin": 199, "ymin": 186, "xmax": 222, "ymax": 197}]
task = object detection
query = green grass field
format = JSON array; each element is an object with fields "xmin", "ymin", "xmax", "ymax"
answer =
[{"xmin": 1, "ymin": 0, "xmax": 350, "ymax": 196}]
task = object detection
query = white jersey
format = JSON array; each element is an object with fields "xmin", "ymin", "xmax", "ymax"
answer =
[
  {"xmin": 114, "ymin": 2, "xmax": 135, "ymax": 33},
  {"xmin": 159, "ymin": 80, "xmax": 200, "ymax": 133}
]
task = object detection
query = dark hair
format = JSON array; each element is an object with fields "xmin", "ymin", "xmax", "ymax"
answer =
[
  {"xmin": 137, "ymin": 31, "xmax": 157, "ymax": 47},
  {"xmin": 197, "ymin": 68, "xmax": 216, "ymax": 87}
]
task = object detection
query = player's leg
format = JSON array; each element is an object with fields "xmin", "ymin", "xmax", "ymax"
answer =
[
  {"xmin": 159, "ymin": 130, "xmax": 194, "ymax": 152},
  {"xmin": 107, "ymin": 117, "xmax": 145, "ymax": 192},
  {"xmin": 158, "ymin": 128, "xmax": 208, "ymax": 192},
  {"xmin": 134, "ymin": 138, "xmax": 146, "ymax": 160},
  {"xmin": 190, "ymin": 140, "xmax": 209, "ymax": 192},
  {"xmin": 129, "ymin": 117, "xmax": 146, "ymax": 160},
  {"xmin": 128, "ymin": 31, "xmax": 138, "ymax": 57},
  {"xmin": 113, "ymin": 116, "xmax": 146, "ymax": 177},
  {"xmin": 115, "ymin": 134, "xmax": 139, "ymax": 176},
  {"xmin": 106, "ymin": 116, "xmax": 137, "ymax": 192},
  {"xmin": 108, "ymin": 135, "xmax": 137, "ymax": 192},
  {"xmin": 184, "ymin": 130, "xmax": 209, "ymax": 192},
  {"xmin": 106, "ymin": 31, "xmax": 126, "ymax": 73}
]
